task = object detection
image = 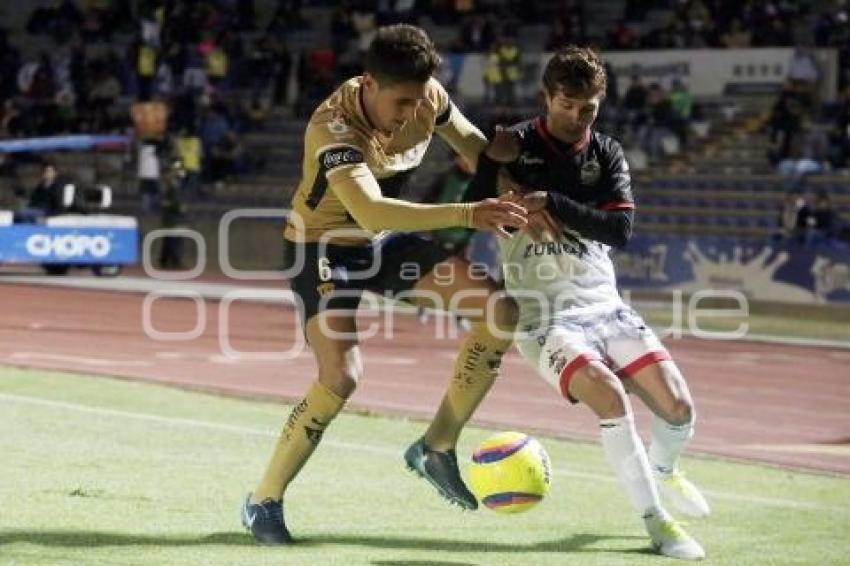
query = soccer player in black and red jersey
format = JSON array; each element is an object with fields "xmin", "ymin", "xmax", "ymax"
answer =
[{"xmin": 465, "ymin": 46, "xmax": 709, "ymax": 560}]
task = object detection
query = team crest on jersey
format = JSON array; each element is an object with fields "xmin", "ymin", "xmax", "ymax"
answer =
[
  {"xmin": 580, "ymin": 159, "xmax": 601, "ymax": 185},
  {"xmin": 331, "ymin": 110, "xmax": 351, "ymax": 125}
]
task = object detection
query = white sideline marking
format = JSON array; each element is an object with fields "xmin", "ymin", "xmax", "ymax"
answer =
[
  {"xmin": 9, "ymin": 352, "xmax": 152, "ymax": 367},
  {"xmin": 5, "ymin": 275, "xmax": 850, "ymax": 349},
  {"xmin": 0, "ymin": 391, "xmax": 845, "ymax": 514}
]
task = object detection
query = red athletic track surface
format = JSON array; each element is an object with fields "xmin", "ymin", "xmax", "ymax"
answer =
[{"xmin": 1, "ymin": 281, "xmax": 849, "ymax": 475}]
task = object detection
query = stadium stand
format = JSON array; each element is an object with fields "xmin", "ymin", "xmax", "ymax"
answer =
[{"xmin": 1, "ymin": 0, "xmax": 848, "ymax": 253}]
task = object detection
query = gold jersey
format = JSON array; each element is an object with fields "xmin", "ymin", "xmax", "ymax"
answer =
[{"xmin": 284, "ymin": 76, "xmax": 486, "ymax": 245}]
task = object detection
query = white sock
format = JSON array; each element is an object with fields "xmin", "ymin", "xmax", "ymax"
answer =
[
  {"xmin": 649, "ymin": 414, "xmax": 694, "ymax": 474},
  {"xmin": 600, "ymin": 414, "xmax": 662, "ymax": 517}
]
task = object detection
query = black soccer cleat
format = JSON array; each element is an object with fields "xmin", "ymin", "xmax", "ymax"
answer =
[
  {"xmin": 404, "ymin": 438, "xmax": 478, "ymax": 510},
  {"xmin": 241, "ymin": 493, "xmax": 293, "ymax": 544}
]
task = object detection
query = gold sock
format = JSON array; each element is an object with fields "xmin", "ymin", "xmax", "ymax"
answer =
[
  {"xmin": 254, "ymin": 380, "xmax": 345, "ymax": 501},
  {"xmin": 424, "ymin": 321, "xmax": 512, "ymax": 450}
]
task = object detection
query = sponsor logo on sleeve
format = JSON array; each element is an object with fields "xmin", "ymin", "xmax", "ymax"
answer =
[{"xmin": 320, "ymin": 147, "xmax": 364, "ymax": 171}]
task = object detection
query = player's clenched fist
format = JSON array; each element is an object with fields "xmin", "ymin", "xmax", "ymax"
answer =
[
  {"xmin": 471, "ymin": 198, "xmax": 528, "ymax": 239},
  {"xmin": 499, "ymin": 190, "xmax": 562, "ymax": 243}
]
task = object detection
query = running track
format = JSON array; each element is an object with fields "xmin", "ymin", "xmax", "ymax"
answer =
[{"xmin": 1, "ymin": 277, "xmax": 848, "ymax": 475}]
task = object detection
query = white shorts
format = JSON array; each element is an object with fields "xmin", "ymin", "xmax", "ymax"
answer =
[{"xmin": 515, "ymin": 303, "xmax": 670, "ymax": 403}]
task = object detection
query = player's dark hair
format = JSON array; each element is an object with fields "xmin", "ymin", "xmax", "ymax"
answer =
[
  {"xmin": 542, "ymin": 46, "xmax": 607, "ymax": 98},
  {"xmin": 364, "ymin": 24, "xmax": 441, "ymax": 86}
]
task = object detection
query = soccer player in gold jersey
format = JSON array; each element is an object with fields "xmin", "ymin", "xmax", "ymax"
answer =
[{"xmin": 241, "ymin": 24, "xmax": 531, "ymax": 543}]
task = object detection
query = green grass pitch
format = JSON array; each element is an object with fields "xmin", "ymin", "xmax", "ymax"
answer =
[{"xmin": 1, "ymin": 367, "xmax": 848, "ymax": 565}]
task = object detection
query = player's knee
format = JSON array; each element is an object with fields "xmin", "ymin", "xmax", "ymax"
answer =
[
  {"xmin": 491, "ymin": 293, "xmax": 519, "ymax": 332},
  {"xmin": 575, "ymin": 366, "xmax": 628, "ymax": 419},
  {"xmin": 595, "ymin": 385, "xmax": 629, "ymax": 419},
  {"xmin": 665, "ymin": 398, "xmax": 694, "ymax": 426}
]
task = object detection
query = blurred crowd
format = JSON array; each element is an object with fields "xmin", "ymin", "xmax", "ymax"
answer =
[
  {"xmin": 1, "ymin": 0, "xmax": 849, "ymax": 206},
  {"xmin": 776, "ymin": 188, "xmax": 846, "ymax": 246},
  {"xmin": 0, "ymin": 0, "xmax": 296, "ymax": 194}
]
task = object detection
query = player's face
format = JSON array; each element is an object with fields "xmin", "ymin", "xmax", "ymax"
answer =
[
  {"xmin": 363, "ymin": 74, "xmax": 428, "ymax": 134},
  {"xmin": 543, "ymin": 89, "xmax": 603, "ymax": 142}
]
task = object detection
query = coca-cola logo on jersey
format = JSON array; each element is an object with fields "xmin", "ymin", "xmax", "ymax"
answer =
[{"xmin": 321, "ymin": 147, "xmax": 364, "ymax": 170}]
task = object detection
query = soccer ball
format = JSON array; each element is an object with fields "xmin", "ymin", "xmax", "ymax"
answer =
[{"xmin": 468, "ymin": 431, "xmax": 552, "ymax": 514}]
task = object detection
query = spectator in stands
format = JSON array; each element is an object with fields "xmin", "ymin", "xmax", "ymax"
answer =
[
  {"xmin": 244, "ymin": 95, "xmax": 270, "ymax": 131},
  {"xmin": 545, "ymin": 18, "xmax": 572, "ymax": 52},
  {"xmin": 787, "ymin": 48, "xmax": 820, "ymax": 109},
  {"xmin": 140, "ymin": 5, "xmax": 162, "ymax": 48},
  {"xmin": 828, "ymin": 85, "xmax": 850, "ymax": 169},
  {"xmin": 330, "ymin": 2, "xmax": 356, "ymax": 54},
  {"xmin": 21, "ymin": 162, "xmax": 64, "ymax": 221},
  {"xmin": 204, "ymin": 31, "xmax": 230, "ymax": 91},
  {"xmin": 668, "ymin": 79, "xmax": 692, "ymax": 147},
  {"xmin": 622, "ymin": 74, "xmax": 648, "ymax": 138},
  {"xmin": 776, "ymin": 191, "xmax": 811, "ymax": 244},
  {"xmin": 598, "ymin": 61, "xmax": 620, "ymax": 131},
  {"xmin": 555, "ymin": 1, "xmax": 586, "ymax": 44},
  {"xmin": 176, "ymin": 126, "xmax": 202, "ymax": 200},
  {"xmin": 182, "ymin": 46, "xmax": 209, "ymax": 96},
  {"xmin": 452, "ymin": 0, "xmax": 478, "ymax": 17},
  {"xmin": 208, "ymin": 130, "xmax": 245, "ymax": 185},
  {"xmin": 812, "ymin": 190, "xmax": 837, "ymax": 242},
  {"xmin": 719, "ymin": 18, "xmax": 751, "ymax": 47},
  {"xmin": 768, "ymin": 84, "xmax": 804, "ymax": 165},
  {"xmin": 27, "ymin": 0, "xmax": 82, "ymax": 44},
  {"xmin": 606, "ymin": 19, "xmax": 636, "ymax": 49},
  {"xmin": 546, "ymin": 4, "xmax": 586, "ymax": 51},
  {"xmin": 267, "ymin": 0, "xmax": 306, "ymax": 35},
  {"xmin": 754, "ymin": 15, "xmax": 794, "ymax": 47},
  {"xmin": 1, "ymin": 99, "xmax": 27, "ymax": 137},
  {"xmin": 131, "ymin": 36, "xmax": 158, "ymax": 101},
  {"xmin": 455, "ymin": 14, "xmax": 496, "ymax": 52},
  {"xmin": 483, "ymin": 33, "xmax": 521, "ymax": 109},
  {"xmin": 138, "ymin": 139, "xmax": 162, "ymax": 212},
  {"xmin": 200, "ymin": 102, "xmax": 231, "ymax": 164},
  {"xmin": 641, "ymin": 83, "xmax": 679, "ymax": 161},
  {"xmin": 270, "ymin": 38, "xmax": 293, "ymax": 108},
  {"xmin": 352, "ymin": 2, "xmax": 378, "ymax": 56},
  {"xmin": 775, "ymin": 115, "xmax": 830, "ymax": 180},
  {"xmin": 154, "ymin": 59, "xmax": 175, "ymax": 98},
  {"xmin": 159, "ymin": 159, "xmax": 187, "ymax": 269},
  {"xmin": 88, "ymin": 61, "xmax": 122, "ymax": 131}
]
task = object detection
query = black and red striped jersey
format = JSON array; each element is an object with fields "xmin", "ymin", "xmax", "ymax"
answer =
[{"xmin": 504, "ymin": 117, "xmax": 634, "ymax": 214}]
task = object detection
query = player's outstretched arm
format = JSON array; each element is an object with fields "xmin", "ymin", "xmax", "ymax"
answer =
[
  {"xmin": 545, "ymin": 192, "xmax": 634, "ymax": 248},
  {"xmin": 328, "ymin": 163, "xmax": 527, "ymax": 235}
]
